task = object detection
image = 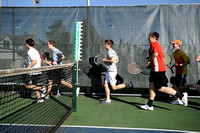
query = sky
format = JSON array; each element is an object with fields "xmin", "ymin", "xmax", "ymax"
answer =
[{"xmin": 2, "ymin": 0, "xmax": 200, "ymax": 7}]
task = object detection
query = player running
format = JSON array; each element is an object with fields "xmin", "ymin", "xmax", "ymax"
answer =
[
  {"xmin": 168, "ymin": 40, "xmax": 190, "ymax": 105},
  {"xmin": 140, "ymin": 32, "xmax": 188, "ymax": 111},
  {"xmin": 100, "ymin": 40, "xmax": 134, "ymax": 104},
  {"xmin": 45, "ymin": 40, "xmax": 73, "ymax": 99},
  {"xmin": 25, "ymin": 39, "xmax": 46, "ymax": 103}
]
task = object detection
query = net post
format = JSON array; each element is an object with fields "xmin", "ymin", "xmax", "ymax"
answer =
[{"xmin": 73, "ymin": 62, "xmax": 77, "ymax": 112}]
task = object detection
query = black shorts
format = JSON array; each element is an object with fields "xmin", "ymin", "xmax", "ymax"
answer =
[
  {"xmin": 170, "ymin": 74, "xmax": 186, "ymax": 87},
  {"xmin": 149, "ymin": 71, "xmax": 168, "ymax": 89},
  {"xmin": 48, "ymin": 69, "xmax": 66, "ymax": 84},
  {"xmin": 25, "ymin": 74, "xmax": 40, "ymax": 85}
]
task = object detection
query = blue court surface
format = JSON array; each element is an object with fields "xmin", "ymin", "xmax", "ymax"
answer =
[{"xmin": 56, "ymin": 125, "xmax": 199, "ymax": 133}]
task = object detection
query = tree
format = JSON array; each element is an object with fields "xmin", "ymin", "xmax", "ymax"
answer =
[{"xmin": 39, "ymin": 20, "xmax": 71, "ymax": 45}]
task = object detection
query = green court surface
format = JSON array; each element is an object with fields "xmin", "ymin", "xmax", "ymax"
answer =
[{"xmin": 63, "ymin": 95, "xmax": 200, "ymax": 132}]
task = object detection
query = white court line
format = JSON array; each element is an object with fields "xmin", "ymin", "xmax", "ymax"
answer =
[
  {"xmin": 60, "ymin": 125, "xmax": 199, "ymax": 133},
  {"xmin": 0, "ymin": 123, "xmax": 55, "ymax": 127}
]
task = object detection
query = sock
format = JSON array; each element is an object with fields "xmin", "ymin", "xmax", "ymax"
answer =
[
  {"xmin": 147, "ymin": 99, "xmax": 153, "ymax": 107},
  {"xmin": 175, "ymin": 92, "xmax": 184, "ymax": 99}
]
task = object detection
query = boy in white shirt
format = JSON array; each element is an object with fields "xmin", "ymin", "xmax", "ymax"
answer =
[{"xmin": 25, "ymin": 39, "xmax": 46, "ymax": 103}]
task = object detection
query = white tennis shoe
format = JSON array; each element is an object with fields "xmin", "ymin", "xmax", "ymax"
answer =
[
  {"xmin": 181, "ymin": 92, "xmax": 188, "ymax": 107},
  {"xmin": 140, "ymin": 104, "xmax": 154, "ymax": 111},
  {"xmin": 100, "ymin": 100, "xmax": 111, "ymax": 104},
  {"xmin": 171, "ymin": 99, "xmax": 183, "ymax": 105},
  {"xmin": 37, "ymin": 99, "xmax": 44, "ymax": 103}
]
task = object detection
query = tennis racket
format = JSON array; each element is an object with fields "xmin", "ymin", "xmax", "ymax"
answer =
[
  {"xmin": 39, "ymin": 51, "xmax": 52, "ymax": 66},
  {"xmin": 127, "ymin": 63, "xmax": 151, "ymax": 75},
  {"xmin": 11, "ymin": 60, "xmax": 27, "ymax": 69},
  {"xmin": 163, "ymin": 54, "xmax": 174, "ymax": 74},
  {"xmin": 94, "ymin": 55, "xmax": 104, "ymax": 65}
]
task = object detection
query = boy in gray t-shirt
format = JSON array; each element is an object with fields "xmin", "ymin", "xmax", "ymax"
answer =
[{"xmin": 101, "ymin": 40, "xmax": 134, "ymax": 104}]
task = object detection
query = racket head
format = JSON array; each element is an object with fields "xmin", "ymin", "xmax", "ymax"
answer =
[
  {"xmin": 127, "ymin": 63, "xmax": 143, "ymax": 74},
  {"xmin": 163, "ymin": 54, "xmax": 172, "ymax": 65},
  {"xmin": 83, "ymin": 66, "xmax": 91, "ymax": 74},
  {"xmin": 39, "ymin": 51, "xmax": 46, "ymax": 62},
  {"xmin": 128, "ymin": 63, "xmax": 150, "ymax": 75},
  {"xmin": 11, "ymin": 60, "xmax": 26, "ymax": 69},
  {"xmin": 94, "ymin": 55, "xmax": 103, "ymax": 65}
]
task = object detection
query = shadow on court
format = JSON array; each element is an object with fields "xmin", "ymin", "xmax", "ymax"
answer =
[{"xmin": 85, "ymin": 94, "xmax": 172, "ymax": 111}]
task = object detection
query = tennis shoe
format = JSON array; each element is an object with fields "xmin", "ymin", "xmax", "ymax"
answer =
[
  {"xmin": 128, "ymin": 82, "xmax": 134, "ymax": 91},
  {"xmin": 100, "ymin": 100, "xmax": 111, "ymax": 104},
  {"xmin": 41, "ymin": 86, "xmax": 46, "ymax": 94},
  {"xmin": 41, "ymin": 93, "xmax": 46, "ymax": 98},
  {"xmin": 181, "ymin": 92, "xmax": 188, "ymax": 107},
  {"xmin": 140, "ymin": 104, "xmax": 154, "ymax": 111},
  {"xmin": 37, "ymin": 99, "xmax": 44, "ymax": 103},
  {"xmin": 45, "ymin": 95, "xmax": 49, "ymax": 100},
  {"xmin": 171, "ymin": 99, "xmax": 183, "ymax": 105}
]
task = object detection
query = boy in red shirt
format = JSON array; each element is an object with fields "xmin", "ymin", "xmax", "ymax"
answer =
[{"xmin": 140, "ymin": 32, "xmax": 188, "ymax": 111}]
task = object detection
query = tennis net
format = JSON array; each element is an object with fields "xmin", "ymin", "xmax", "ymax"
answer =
[{"xmin": 0, "ymin": 63, "xmax": 75, "ymax": 133}]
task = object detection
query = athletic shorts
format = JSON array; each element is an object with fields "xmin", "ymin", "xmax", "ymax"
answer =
[
  {"xmin": 48, "ymin": 69, "xmax": 66, "ymax": 84},
  {"xmin": 105, "ymin": 71, "xmax": 117, "ymax": 85},
  {"xmin": 149, "ymin": 71, "xmax": 168, "ymax": 89},
  {"xmin": 170, "ymin": 74, "xmax": 186, "ymax": 87},
  {"xmin": 25, "ymin": 74, "xmax": 40, "ymax": 85}
]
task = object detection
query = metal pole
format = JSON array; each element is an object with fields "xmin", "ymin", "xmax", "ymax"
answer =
[
  {"xmin": 12, "ymin": 8, "xmax": 15, "ymax": 61},
  {"xmin": 33, "ymin": 0, "xmax": 36, "ymax": 44},
  {"xmin": 87, "ymin": 0, "xmax": 90, "ymax": 6},
  {"xmin": 73, "ymin": 62, "xmax": 77, "ymax": 112},
  {"xmin": 0, "ymin": 0, "xmax": 1, "ymax": 35}
]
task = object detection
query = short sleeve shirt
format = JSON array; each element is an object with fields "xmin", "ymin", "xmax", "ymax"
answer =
[
  {"xmin": 106, "ymin": 49, "xmax": 118, "ymax": 72},
  {"xmin": 52, "ymin": 48, "xmax": 63, "ymax": 65},
  {"xmin": 148, "ymin": 41, "xmax": 166, "ymax": 72},
  {"xmin": 27, "ymin": 48, "xmax": 41, "ymax": 68},
  {"xmin": 173, "ymin": 50, "xmax": 190, "ymax": 75}
]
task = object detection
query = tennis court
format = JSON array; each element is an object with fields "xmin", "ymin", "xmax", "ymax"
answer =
[{"xmin": 58, "ymin": 93, "xmax": 200, "ymax": 133}]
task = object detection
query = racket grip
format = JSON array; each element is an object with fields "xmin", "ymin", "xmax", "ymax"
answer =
[{"xmin": 170, "ymin": 68, "xmax": 174, "ymax": 74}]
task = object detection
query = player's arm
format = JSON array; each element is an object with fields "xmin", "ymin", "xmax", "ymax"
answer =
[
  {"xmin": 57, "ymin": 54, "xmax": 65, "ymax": 63},
  {"xmin": 175, "ymin": 52, "xmax": 190, "ymax": 67},
  {"xmin": 195, "ymin": 54, "xmax": 200, "ymax": 62},
  {"xmin": 175, "ymin": 60, "xmax": 190, "ymax": 67},
  {"xmin": 147, "ymin": 52, "xmax": 158, "ymax": 66},
  {"xmin": 116, "ymin": 57, "xmax": 119, "ymax": 63},
  {"xmin": 52, "ymin": 52, "xmax": 64, "ymax": 65},
  {"xmin": 28, "ymin": 59, "xmax": 37, "ymax": 68},
  {"xmin": 103, "ymin": 56, "xmax": 115, "ymax": 63}
]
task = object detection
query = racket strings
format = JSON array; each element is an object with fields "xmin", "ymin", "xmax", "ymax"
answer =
[
  {"xmin": 163, "ymin": 55, "xmax": 172, "ymax": 65},
  {"xmin": 128, "ymin": 63, "xmax": 142, "ymax": 74},
  {"xmin": 11, "ymin": 60, "xmax": 26, "ymax": 69}
]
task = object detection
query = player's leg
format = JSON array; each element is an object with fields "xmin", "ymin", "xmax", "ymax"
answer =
[
  {"xmin": 59, "ymin": 69, "xmax": 73, "ymax": 88},
  {"xmin": 140, "ymin": 82, "xmax": 155, "ymax": 111},
  {"xmin": 110, "ymin": 72, "xmax": 134, "ymax": 90},
  {"xmin": 104, "ymin": 81, "xmax": 111, "ymax": 101},
  {"xmin": 101, "ymin": 72, "xmax": 111, "ymax": 104},
  {"xmin": 61, "ymin": 79, "xmax": 73, "ymax": 88},
  {"xmin": 170, "ymin": 75, "xmax": 187, "ymax": 105},
  {"xmin": 32, "ymin": 75, "xmax": 45, "ymax": 103},
  {"xmin": 158, "ymin": 87, "xmax": 188, "ymax": 106},
  {"xmin": 46, "ymin": 79, "xmax": 53, "ymax": 99}
]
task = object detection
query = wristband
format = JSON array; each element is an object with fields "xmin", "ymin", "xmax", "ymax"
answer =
[{"xmin": 175, "ymin": 63, "xmax": 180, "ymax": 67}]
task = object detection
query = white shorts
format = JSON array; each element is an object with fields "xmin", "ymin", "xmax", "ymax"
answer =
[{"xmin": 105, "ymin": 71, "xmax": 117, "ymax": 85}]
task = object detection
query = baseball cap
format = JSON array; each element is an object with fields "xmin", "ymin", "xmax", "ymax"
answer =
[{"xmin": 171, "ymin": 40, "xmax": 181, "ymax": 46}]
